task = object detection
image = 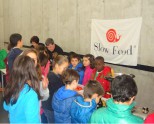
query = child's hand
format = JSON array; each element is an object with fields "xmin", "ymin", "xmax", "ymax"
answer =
[
  {"xmin": 77, "ymin": 91, "xmax": 84, "ymax": 96},
  {"xmin": 42, "ymin": 77, "xmax": 49, "ymax": 89},
  {"xmin": 52, "ymin": 52, "xmax": 58, "ymax": 59}
]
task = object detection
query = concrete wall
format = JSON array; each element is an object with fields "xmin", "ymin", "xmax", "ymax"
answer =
[
  {"xmin": 1, "ymin": 0, "xmax": 154, "ymax": 108},
  {"xmin": 0, "ymin": 0, "xmax": 4, "ymax": 49}
]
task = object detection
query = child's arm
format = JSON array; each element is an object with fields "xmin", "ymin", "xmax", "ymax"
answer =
[
  {"xmin": 40, "ymin": 77, "xmax": 49, "ymax": 101},
  {"xmin": 44, "ymin": 60, "xmax": 50, "ymax": 77}
]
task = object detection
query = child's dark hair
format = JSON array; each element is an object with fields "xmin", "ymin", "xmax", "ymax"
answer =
[
  {"xmin": 37, "ymin": 45, "xmax": 49, "ymax": 66},
  {"xmin": 62, "ymin": 69, "xmax": 79, "ymax": 85},
  {"xmin": 30, "ymin": 36, "xmax": 39, "ymax": 44},
  {"xmin": 95, "ymin": 56, "xmax": 104, "ymax": 63},
  {"xmin": 111, "ymin": 74, "xmax": 137, "ymax": 102},
  {"xmin": 83, "ymin": 80, "xmax": 104, "ymax": 99},
  {"xmin": 9, "ymin": 33, "xmax": 22, "ymax": 48},
  {"xmin": 37, "ymin": 45, "xmax": 48, "ymax": 55},
  {"xmin": 83, "ymin": 54, "xmax": 95, "ymax": 69},
  {"xmin": 39, "ymin": 53, "xmax": 49, "ymax": 66},
  {"xmin": 4, "ymin": 55, "xmax": 41, "ymax": 105},
  {"xmin": 68, "ymin": 51, "xmax": 76, "ymax": 62},
  {"xmin": 70, "ymin": 53, "xmax": 81, "ymax": 61}
]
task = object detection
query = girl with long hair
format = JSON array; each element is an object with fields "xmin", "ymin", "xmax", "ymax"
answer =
[{"xmin": 3, "ymin": 55, "xmax": 41, "ymax": 123}]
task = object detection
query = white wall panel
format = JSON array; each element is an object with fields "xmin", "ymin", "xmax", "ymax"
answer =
[
  {"xmin": 42, "ymin": 0, "xmax": 58, "ymax": 43},
  {"xmin": 122, "ymin": 0, "xmax": 141, "ymax": 18},
  {"xmin": 140, "ymin": 0, "xmax": 154, "ymax": 66},
  {"xmin": 78, "ymin": 0, "xmax": 92, "ymax": 54},
  {"xmin": 3, "ymin": 0, "xmax": 10, "ymax": 44},
  {"xmin": 30, "ymin": 0, "xmax": 43, "ymax": 41},
  {"xmin": 21, "ymin": 0, "xmax": 31, "ymax": 45},
  {"xmin": 58, "ymin": 0, "xmax": 78, "ymax": 52},
  {"xmin": 104, "ymin": 0, "xmax": 123, "ymax": 19},
  {"xmin": 0, "ymin": 0, "xmax": 4, "ymax": 48},
  {"xmin": 9, "ymin": 0, "xmax": 22, "ymax": 33}
]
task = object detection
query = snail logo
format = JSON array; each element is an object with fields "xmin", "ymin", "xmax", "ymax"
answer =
[{"xmin": 106, "ymin": 29, "xmax": 121, "ymax": 43}]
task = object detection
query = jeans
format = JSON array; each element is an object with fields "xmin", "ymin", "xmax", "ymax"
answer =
[
  {"xmin": 41, "ymin": 112, "xmax": 48, "ymax": 123},
  {"xmin": 43, "ymin": 109, "xmax": 54, "ymax": 123}
]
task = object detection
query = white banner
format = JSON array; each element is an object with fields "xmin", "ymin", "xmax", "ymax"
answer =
[{"xmin": 91, "ymin": 17, "xmax": 142, "ymax": 66}]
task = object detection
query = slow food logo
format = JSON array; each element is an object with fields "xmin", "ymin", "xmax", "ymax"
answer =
[{"xmin": 106, "ymin": 29, "xmax": 121, "ymax": 43}]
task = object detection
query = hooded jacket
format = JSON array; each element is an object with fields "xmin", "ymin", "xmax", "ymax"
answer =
[
  {"xmin": 52, "ymin": 86, "xmax": 78, "ymax": 123},
  {"xmin": 69, "ymin": 62, "xmax": 84, "ymax": 84},
  {"xmin": 71, "ymin": 96, "xmax": 97, "ymax": 123},
  {"xmin": 90, "ymin": 98, "xmax": 143, "ymax": 124},
  {"xmin": 3, "ymin": 84, "xmax": 40, "ymax": 123}
]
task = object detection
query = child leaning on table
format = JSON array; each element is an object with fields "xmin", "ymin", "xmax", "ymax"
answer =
[
  {"xmin": 68, "ymin": 53, "xmax": 84, "ymax": 84},
  {"xmin": 52, "ymin": 69, "xmax": 80, "ymax": 123},
  {"xmin": 71, "ymin": 80, "xmax": 104, "ymax": 123},
  {"xmin": 91, "ymin": 56, "xmax": 111, "ymax": 98}
]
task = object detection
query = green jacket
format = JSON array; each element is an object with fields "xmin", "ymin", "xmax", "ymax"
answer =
[
  {"xmin": 90, "ymin": 98, "xmax": 143, "ymax": 124},
  {"xmin": 0, "ymin": 49, "xmax": 7, "ymax": 69}
]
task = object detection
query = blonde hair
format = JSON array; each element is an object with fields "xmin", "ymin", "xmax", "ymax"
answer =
[{"xmin": 52, "ymin": 55, "xmax": 68, "ymax": 68}]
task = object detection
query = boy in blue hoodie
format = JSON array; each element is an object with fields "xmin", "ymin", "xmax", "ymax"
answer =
[
  {"xmin": 68, "ymin": 53, "xmax": 84, "ymax": 84},
  {"xmin": 71, "ymin": 80, "xmax": 104, "ymax": 123},
  {"xmin": 52, "ymin": 69, "xmax": 79, "ymax": 123}
]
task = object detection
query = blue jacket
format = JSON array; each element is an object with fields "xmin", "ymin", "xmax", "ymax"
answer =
[
  {"xmin": 71, "ymin": 96, "xmax": 97, "ymax": 123},
  {"xmin": 8, "ymin": 48, "xmax": 22, "ymax": 72},
  {"xmin": 52, "ymin": 86, "xmax": 77, "ymax": 123},
  {"xmin": 69, "ymin": 62, "xmax": 84, "ymax": 84},
  {"xmin": 3, "ymin": 84, "xmax": 40, "ymax": 123}
]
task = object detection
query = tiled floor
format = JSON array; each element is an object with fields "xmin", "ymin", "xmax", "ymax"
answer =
[{"xmin": 0, "ymin": 92, "xmax": 9, "ymax": 123}]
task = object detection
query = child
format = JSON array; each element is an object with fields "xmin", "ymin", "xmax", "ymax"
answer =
[
  {"xmin": 22, "ymin": 49, "xmax": 49, "ymax": 101},
  {"xmin": 3, "ymin": 55, "xmax": 41, "ymax": 123},
  {"xmin": 5, "ymin": 34, "xmax": 23, "ymax": 83},
  {"xmin": 91, "ymin": 56, "xmax": 111, "ymax": 98},
  {"xmin": 37, "ymin": 45, "xmax": 50, "ymax": 77},
  {"xmin": 42, "ymin": 55, "xmax": 69, "ymax": 123},
  {"xmin": 90, "ymin": 75, "xmax": 143, "ymax": 123},
  {"xmin": 7, "ymin": 33, "xmax": 23, "ymax": 72},
  {"xmin": 71, "ymin": 80, "xmax": 104, "ymax": 123},
  {"xmin": 52, "ymin": 69, "xmax": 79, "ymax": 123},
  {"xmin": 82, "ymin": 54, "xmax": 95, "ymax": 86},
  {"xmin": 69, "ymin": 53, "xmax": 84, "ymax": 84},
  {"xmin": 30, "ymin": 36, "xmax": 44, "ymax": 49},
  {"xmin": 22, "ymin": 49, "xmax": 49, "ymax": 123}
]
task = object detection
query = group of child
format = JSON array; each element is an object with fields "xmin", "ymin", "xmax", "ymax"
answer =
[
  {"xmin": 2, "ymin": 33, "xmax": 153, "ymax": 123},
  {"xmin": 68, "ymin": 53, "xmax": 112, "ymax": 98}
]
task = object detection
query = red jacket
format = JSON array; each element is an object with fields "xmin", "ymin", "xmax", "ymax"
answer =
[
  {"xmin": 144, "ymin": 113, "xmax": 154, "ymax": 123},
  {"xmin": 91, "ymin": 66, "xmax": 111, "ymax": 98}
]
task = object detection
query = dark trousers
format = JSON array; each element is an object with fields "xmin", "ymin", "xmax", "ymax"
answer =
[{"xmin": 43, "ymin": 109, "xmax": 54, "ymax": 123}]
